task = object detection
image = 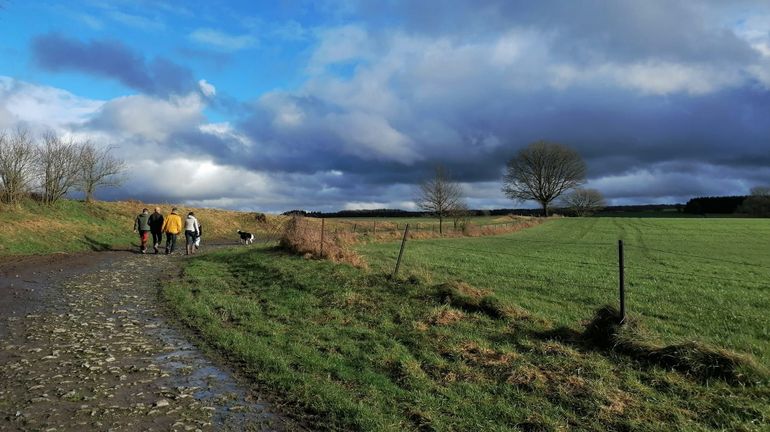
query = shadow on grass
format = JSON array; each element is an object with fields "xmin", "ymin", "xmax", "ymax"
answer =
[
  {"xmin": 529, "ymin": 305, "xmax": 768, "ymax": 386},
  {"xmin": 80, "ymin": 236, "xmax": 142, "ymax": 254},
  {"xmin": 81, "ymin": 235, "xmax": 113, "ymax": 252}
]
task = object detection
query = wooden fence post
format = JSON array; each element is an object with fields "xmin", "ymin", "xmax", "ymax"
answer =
[
  {"xmin": 618, "ymin": 239, "xmax": 625, "ymax": 324},
  {"xmin": 392, "ymin": 224, "xmax": 410, "ymax": 278}
]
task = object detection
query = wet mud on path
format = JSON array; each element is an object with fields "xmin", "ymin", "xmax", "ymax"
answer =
[{"xmin": 0, "ymin": 250, "xmax": 300, "ymax": 431}]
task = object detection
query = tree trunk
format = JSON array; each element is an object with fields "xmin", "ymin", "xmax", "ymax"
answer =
[
  {"xmin": 439, "ymin": 217, "xmax": 443, "ymax": 235},
  {"xmin": 542, "ymin": 202, "xmax": 549, "ymax": 217}
]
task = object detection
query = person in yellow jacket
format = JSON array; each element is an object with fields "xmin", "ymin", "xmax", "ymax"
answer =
[{"xmin": 161, "ymin": 207, "xmax": 183, "ymax": 255}]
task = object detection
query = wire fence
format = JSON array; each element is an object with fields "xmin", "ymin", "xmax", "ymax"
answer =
[
  {"xmin": 375, "ymin": 223, "xmax": 769, "ymax": 328},
  {"xmin": 259, "ymin": 218, "xmax": 769, "ymax": 324}
]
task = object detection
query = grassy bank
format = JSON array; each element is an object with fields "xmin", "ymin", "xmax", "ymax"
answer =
[
  {"xmin": 0, "ymin": 199, "xmax": 273, "ymax": 256},
  {"xmin": 164, "ymin": 239, "xmax": 769, "ymax": 430}
]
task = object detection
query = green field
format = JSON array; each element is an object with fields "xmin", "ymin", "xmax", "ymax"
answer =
[
  {"xmin": 164, "ymin": 217, "xmax": 770, "ymax": 431},
  {"xmin": 360, "ymin": 217, "xmax": 770, "ymax": 362}
]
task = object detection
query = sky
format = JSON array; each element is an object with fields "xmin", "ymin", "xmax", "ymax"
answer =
[{"xmin": 0, "ymin": 0, "xmax": 769, "ymax": 212}]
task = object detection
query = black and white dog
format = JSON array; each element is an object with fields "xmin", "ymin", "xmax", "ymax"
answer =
[{"xmin": 237, "ymin": 230, "xmax": 255, "ymax": 245}]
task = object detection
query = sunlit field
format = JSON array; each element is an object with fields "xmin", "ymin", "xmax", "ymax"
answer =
[{"xmin": 164, "ymin": 217, "xmax": 770, "ymax": 431}]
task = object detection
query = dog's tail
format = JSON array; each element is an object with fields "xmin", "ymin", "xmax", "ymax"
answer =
[{"xmin": 237, "ymin": 230, "xmax": 242, "ymax": 234}]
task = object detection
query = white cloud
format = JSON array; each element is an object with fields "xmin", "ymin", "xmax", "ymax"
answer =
[
  {"xmin": 343, "ymin": 201, "xmax": 387, "ymax": 210},
  {"xmin": 327, "ymin": 111, "xmax": 420, "ymax": 164},
  {"xmin": 199, "ymin": 122, "xmax": 253, "ymax": 153},
  {"xmin": 91, "ymin": 92, "xmax": 204, "ymax": 141},
  {"xmin": 108, "ymin": 10, "xmax": 165, "ymax": 31},
  {"xmin": 127, "ymin": 158, "xmax": 273, "ymax": 200},
  {"xmin": 308, "ymin": 25, "xmax": 372, "ymax": 73},
  {"xmin": 0, "ymin": 76, "xmax": 105, "ymax": 131},
  {"xmin": 198, "ymin": 79, "xmax": 216, "ymax": 97},
  {"xmin": 260, "ymin": 93, "xmax": 306, "ymax": 128},
  {"xmin": 190, "ymin": 28, "xmax": 257, "ymax": 51}
]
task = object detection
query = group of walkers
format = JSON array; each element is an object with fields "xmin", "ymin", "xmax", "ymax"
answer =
[{"xmin": 133, "ymin": 207, "xmax": 202, "ymax": 255}]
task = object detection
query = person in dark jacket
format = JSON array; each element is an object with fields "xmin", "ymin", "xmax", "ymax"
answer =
[
  {"xmin": 133, "ymin": 208, "xmax": 151, "ymax": 254},
  {"xmin": 148, "ymin": 207, "xmax": 165, "ymax": 254}
]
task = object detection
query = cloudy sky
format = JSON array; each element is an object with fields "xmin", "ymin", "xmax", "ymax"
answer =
[{"xmin": 1, "ymin": 0, "xmax": 769, "ymax": 212}]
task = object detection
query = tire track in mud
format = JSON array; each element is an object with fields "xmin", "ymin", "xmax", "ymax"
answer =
[{"xmin": 0, "ymin": 252, "xmax": 300, "ymax": 432}]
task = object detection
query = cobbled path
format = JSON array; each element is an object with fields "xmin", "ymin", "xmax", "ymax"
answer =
[{"xmin": 0, "ymin": 253, "xmax": 296, "ymax": 431}]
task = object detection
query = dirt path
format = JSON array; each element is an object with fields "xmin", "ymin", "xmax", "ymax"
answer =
[{"xmin": 0, "ymin": 249, "xmax": 300, "ymax": 431}]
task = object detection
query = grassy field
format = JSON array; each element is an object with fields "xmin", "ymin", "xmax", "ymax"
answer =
[
  {"xmin": 360, "ymin": 217, "xmax": 770, "ymax": 363},
  {"xmin": 0, "ymin": 199, "xmax": 272, "ymax": 256},
  {"xmin": 164, "ymin": 217, "xmax": 770, "ymax": 431}
]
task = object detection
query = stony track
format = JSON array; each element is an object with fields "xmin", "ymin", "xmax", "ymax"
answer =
[{"xmin": 0, "ymin": 251, "xmax": 298, "ymax": 431}]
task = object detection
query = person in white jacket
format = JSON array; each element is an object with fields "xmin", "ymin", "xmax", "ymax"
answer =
[{"xmin": 184, "ymin": 212, "xmax": 200, "ymax": 255}]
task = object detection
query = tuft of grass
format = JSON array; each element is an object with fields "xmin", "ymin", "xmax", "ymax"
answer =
[
  {"xmin": 164, "ymin": 246, "xmax": 770, "ymax": 431},
  {"xmin": 435, "ymin": 281, "xmax": 512, "ymax": 320},
  {"xmin": 581, "ymin": 306, "xmax": 769, "ymax": 386}
]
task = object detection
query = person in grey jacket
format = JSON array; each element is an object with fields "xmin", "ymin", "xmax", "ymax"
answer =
[{"xmin": 133, "ymin": 208, "xmax": 151, "ymax": 254}]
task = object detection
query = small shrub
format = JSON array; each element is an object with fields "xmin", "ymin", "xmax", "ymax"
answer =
[{"xmin": 278, "ymin": 216, "xmax": 367, "ymax": 268}]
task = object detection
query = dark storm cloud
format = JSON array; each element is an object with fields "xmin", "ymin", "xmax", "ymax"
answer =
[
  {"xmin": 58, "ymin": 1, "xmax": 770, "ymax": 210},
  {"xmin": 31, "ymin": 33, "xmax": 196, "ymax": 96},
  {"xmin": 349, "ymin": 0, "xmax": 759, "ymax": 63},
  {"xmin": 212, "ymin": 84, "xmax": 769, "ymax": 189}
]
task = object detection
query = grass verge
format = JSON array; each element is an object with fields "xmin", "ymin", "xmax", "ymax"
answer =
[
  {"xmin": 0, "ymin": 199, "xmax": 277, "ymax": 256},
  {"xmin": 163, "ymin": 246, "xmax": 770, "ymax": 431}
]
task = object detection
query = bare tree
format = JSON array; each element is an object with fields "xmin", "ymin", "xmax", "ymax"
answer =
[
  {"xmin": 0, "ymin": 127, "xmax": 37, "ymax": 204},
  {"xmin": 79, "ymin": 142, "xmax": 125, "ymax": 203},
  {"xmin": 561, "ymin": 188, "xmax": 606, "ymax": 216},
  {"xmin": 502, "ymin": 141, "xmax": 586, "ymax": 216},
  {"xmin": 37, "ymin": 131, "xmax": 83, "ymax": 205},
  {"xmin": 449, "ymin": 202, "xmax": 473, "ymax": 230},
  {"xmin": 417, "ymin": 166, "xmax": 464, "ymax": 234}
]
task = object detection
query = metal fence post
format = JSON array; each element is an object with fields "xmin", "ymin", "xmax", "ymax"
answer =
[
  {"xmin": 392, "ymin": 224, "xmax": 410, "ymax": 278},
  {"xmin": 618, "ymin": 239, "xmax": 625, "ymax": 324}
]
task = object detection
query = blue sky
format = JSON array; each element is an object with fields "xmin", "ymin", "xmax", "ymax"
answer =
[{"xmin": 1, "ymin": 0, "xmax": 769, "ymax": 212}]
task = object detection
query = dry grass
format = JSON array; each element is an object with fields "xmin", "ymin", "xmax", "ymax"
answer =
[
  {"xmin": 458, "ymin": 341, "xmax": 520, "ymax": 368},
  {"xmin": 0, "ymin": 198, "xmax": 280, "ymax": 253},
  {"xmin": 426, "ymin": 305, "xmax": 466, "ymax": 325},
  {"xmin": 435, "ymin": 281, "xmax": 524, "ymax": 321},
  {"xmin": 318, "ymin": 215, "xmax": 547, "ymax": 244},
  {"xmin": 102, "ymin": 200, "xmax": 280, "ymax": 240},
  {"xmin": 278, "ymin": 216, "xmax": 368, "ymax": 268}
]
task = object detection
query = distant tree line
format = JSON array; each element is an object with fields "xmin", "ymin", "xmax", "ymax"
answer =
[
  {"xmin": 684, "ymin": 196, "xmax": 747, "ymax": 215},
  {"xmin": 296, "ymin": 204, "xmax": 685, "ymax": 219},
  {"xmin": 683, "ymin": 189, "xmax": 770, "ymax": 217},
  {"xmin": 0, "ymin": 127, "xmax": 125, "ymax": 206}
]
